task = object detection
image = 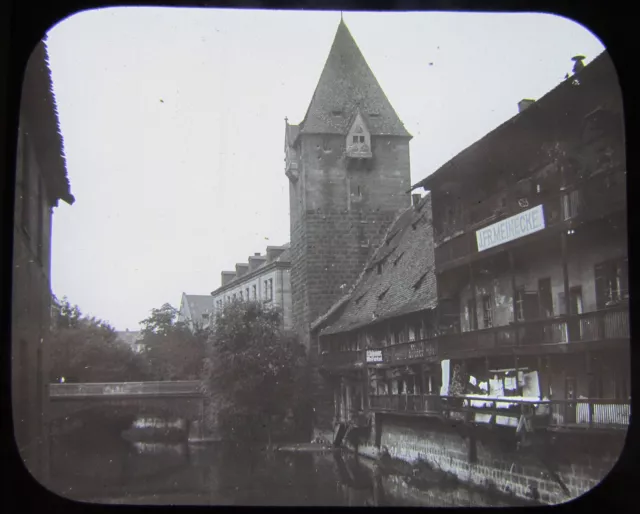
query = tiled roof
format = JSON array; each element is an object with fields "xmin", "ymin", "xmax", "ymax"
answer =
[
  {"xmin": 285, "ymin": 123, "xmax": 300, "ymax": 146},
  {"xmin": 23, "ymin": 41, "xmax": 74, "ymax": 206},
  {"xmin": 184, "ymin": 294, "xmax": 214, "ymax": 320},
  {"xmin": 314, "ymin": 194, "xmax": 437, "ymax": 336},
  {"xmin": 297, "ymin": 20, "xmax": 411, "ymax": 138},
  {"xmin": 411, "ymin": 50, "xmax": 613, "ymax": 193}
]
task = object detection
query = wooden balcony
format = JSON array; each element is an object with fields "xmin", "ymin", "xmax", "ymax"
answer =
[
  {"xmin": 379, "ymin": 339, "xmax": 439, "ymax": 365},
  {"xmin": 440, "ymin": 304, "xmax": 629, "ymax": 358},
  {"xmin": 319, "ymin": 305, "xmax": 628, "ymax": 370},
  {"xmin": 319, "ymin": 350, "xmax": 364, "ymax": 370},
  {"xmin": 369, "ymin": 394, "xmax": 630, "ymax": 431},
  {"xmin": 434, "ymin": 170, "xmax": 626, "ymax": 270}
]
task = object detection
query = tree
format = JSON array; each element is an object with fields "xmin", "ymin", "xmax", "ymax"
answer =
[
  {"xmin": 206, "ymin": 300, "xmax": 308, "ymax": 447},
  {"xmin": 138, "ymin": 303, "xmax": 207, "ymax": 381},
  {"xmin": 49, "ymin": 296, "xmax": 151, "ymax": 383}
]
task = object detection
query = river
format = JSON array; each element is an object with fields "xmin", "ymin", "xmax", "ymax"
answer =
[{"xmin": 46, "ymin": 420, "xmax": 526, "ymax": 506}]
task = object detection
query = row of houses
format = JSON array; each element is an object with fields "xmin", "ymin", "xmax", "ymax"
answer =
[
  {"xmin": 307, "ymin": 46, "xmax": 628, "ymax": 434},
  {"xmin": 177, "ymin": 243, "xmax": 293, "ymax": 332}
]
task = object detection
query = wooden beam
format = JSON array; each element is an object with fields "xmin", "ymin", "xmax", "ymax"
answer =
[
  {"xmin": 561, "ymin": 231, "xmax": 571, "ymax": 341},
  {"xmin": 508, "ymin": 250, "xmax": 520, "ymax": 346}
]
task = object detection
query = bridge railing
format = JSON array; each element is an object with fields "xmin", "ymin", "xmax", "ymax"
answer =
[{"xmin": 49, "ymin": 381, "xmax": 203, "ymax": 398}]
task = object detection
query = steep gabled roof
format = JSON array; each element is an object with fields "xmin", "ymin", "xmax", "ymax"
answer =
[
  {"xmin": 22, "ymin": 40, "xmax": 74, "ymax": 206},
  {"xmin": 312, "ymin": 194, "xmax": 437, "ymax": 336},
  {"xmin": 298, "ymin": 20, "xmax": 411, "ymax": 138},
  {"xmin": 181, "ymin": 294, "xmax": 214, "ymax": 322}
]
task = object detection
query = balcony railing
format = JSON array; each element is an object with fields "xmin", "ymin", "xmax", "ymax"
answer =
[
  {"xmin": 319, "ymin": 305, "xmax": 628, "ymax": 370},
  {"xmin": 319, "ymin": 350, "xmax": 364, "ymax": 369},
  {"xmin": 441, "ymin": 304, "xmax": 629, "ymax": 356},
  {"xmin": 434, "ymin": 169, "xmax": 626, "ymax": 265},
  {"xmin": 369, "ymin": 394, "xmax": 630, "ymax": 430}
]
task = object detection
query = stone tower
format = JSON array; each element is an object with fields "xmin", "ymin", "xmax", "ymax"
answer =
[{"xmin": 285, "ymin": 19, "xmax": 413, "ymax": 351}]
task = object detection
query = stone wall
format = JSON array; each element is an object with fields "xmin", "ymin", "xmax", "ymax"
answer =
[
  {"xmin": 289, "ymin": 134, "xmax": 412, "ymax": 435},
  {"xmin": 344, "ymin": 414, "xmax": 626, "ymax": 505}
]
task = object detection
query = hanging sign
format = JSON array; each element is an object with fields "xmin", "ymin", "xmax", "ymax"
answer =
[
  {"xmin": 476, "ymin": 204, "xmax": 545, "ymax": 252},
  {"xmin": 366, "ymin": 350, "xmax": 383, "ymax": 363}
]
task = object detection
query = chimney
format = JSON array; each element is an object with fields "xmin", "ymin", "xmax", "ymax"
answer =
[
  {"xmin": 518, "ymin": 99, "xmax": 535, "ymax": 113},
  {"xmin": 248, "ymin": 254, "xmax": 267, "ymax": 272},
  {"xmin": 221, "ymin": 271, "xmax": 236, "ymax": 287},
  {"xmin": 266, "ymin": 246, "xmax": 286, "ymax": 262},
  {"xmin": 235, "ymin": 263, "xmax": 249, "ymax": 278},
  {"xmin": 412, "ymin": 193, "xmax": 422, "ymax": 207}
]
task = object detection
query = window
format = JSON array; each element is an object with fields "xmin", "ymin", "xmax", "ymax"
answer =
[
  {"xmin": 558, "ymin": 286, "xmax": 584, "ymax": 316},
  {"xmin": 515, "ymin": 288, "xmax": 525, "ymax": 322},
  {"xmin": 239, "ymin": 291, "xmax": 243, "ymax": 301},
  {"xmin": 595, "ymin": 259, "xmax": 629, "ymax": 308},
  {"xmin": 562, "ymin": 189, "xmax": 582, "ymax": 221},
  {"xmin": 538, "ymin": 278, "xmax": 553, "ymax": 318},
  {"xmin": 252, "ymin": 285, "xmax": 257, "ymax": 300},
  {"xmin": 467, "ymin": 298, "xmax": 478, "ymax": 330},
  {"xmin": 263, "ymin": 279, "xmax": 273, "ymax": 301},
  {"xmin": 246, "ymin": 288, "xmax": 250, "ymax": 299},
  {"xmin": 482, "ymin": 295, "xmax": 493, "ymax": 328}
]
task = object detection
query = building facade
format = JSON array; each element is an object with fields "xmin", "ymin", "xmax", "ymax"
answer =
[
  {"xmin": 310, "ymin": 50, "xmax": 627, "ymax": 504},
  {"xmin": 12, "ymin": 40, "xmax": 75, "ymax": 483},
  {"xmin": 210, "ymin": 244, "xmax": 292, "ymax": 330},
  {"xmin": 114, "ymin": 329, "xmax": 145, "ymax": 354},
  {"xmin": 285, "ymin": 19, "xmax": 414, "ymax": 433},
  {"xmin": 177, "ymin": 293, "xmax": 215, "ymax": 331}
]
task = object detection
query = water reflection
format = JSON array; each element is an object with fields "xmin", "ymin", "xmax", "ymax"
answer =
[{"xmin": 48, "ymin": 426, "xmax": 523, "ymax": 506}]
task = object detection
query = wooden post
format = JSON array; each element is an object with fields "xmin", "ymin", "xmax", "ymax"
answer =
[
  {"xmin": 561, "ymin": 231, "xmax": 571, "ymax": 342},
  {"xmin": 469, "ymin": 263, "xmax": 478, "ymax": 332},
  {"xmin": 586, "ymin": 351, "xmax": 593, "ymax": 426},
  {"xmin": 363, "ymin": 367, "xmax": 370, "ymax": 414},
  {"xmin": 508, "ymin": 250, "xmax": 520, "ymax": 346},
  {"xmin": 514, "ymin": 355, "xmax": 520, "ymax": 396}
]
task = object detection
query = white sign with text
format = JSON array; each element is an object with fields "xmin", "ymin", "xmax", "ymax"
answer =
[
  {"xmin": 476, "ymin": 204, "xmax": 545, "ymax": 252},
  {"xmin": 366, "ymin": 350, "xmax": 383, "ymax": 363}
]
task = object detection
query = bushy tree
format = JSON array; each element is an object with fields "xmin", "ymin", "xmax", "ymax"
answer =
[
  {"xmin": 206, "ymin": 300, "xmax": 308, "ymax": 446},
  {"xmin": 49, "ymin": 296, "xmax": 151, "ymax": 383},
  {"xmin": 138, "ymin": 303, "xmax": 208, "ymax": 381}
]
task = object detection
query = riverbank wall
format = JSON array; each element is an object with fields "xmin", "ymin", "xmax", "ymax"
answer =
[{"xmin": 330, "ymin": 414, "xmax": 626, "ymax": 505}]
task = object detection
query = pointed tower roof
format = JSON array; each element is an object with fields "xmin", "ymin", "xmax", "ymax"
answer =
[{"xmin": 298, "ymin": 19, "xmax": 411, "ymax": 138}]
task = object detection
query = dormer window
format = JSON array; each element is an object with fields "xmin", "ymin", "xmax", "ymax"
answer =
[{"xmin": 346, "ymin": 111, "xmax": 372, "ymax": 159}]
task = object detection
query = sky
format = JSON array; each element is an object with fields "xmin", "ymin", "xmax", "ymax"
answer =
[{"xmin": 43, "ymin": 8, "xmax": 605, "ymax": 331}]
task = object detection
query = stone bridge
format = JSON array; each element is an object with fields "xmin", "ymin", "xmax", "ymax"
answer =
[{"xmin": 48, "ymin": 381, "xmax": 206, "ymax": 424}]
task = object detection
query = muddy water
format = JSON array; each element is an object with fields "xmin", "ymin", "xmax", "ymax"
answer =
[{"xmin": 46, "ymin": 422, "xmax": 525, "ymax": 506}]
